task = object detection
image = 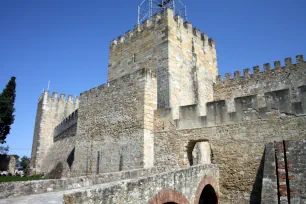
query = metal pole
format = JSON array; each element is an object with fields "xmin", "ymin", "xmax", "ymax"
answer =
[{"xmin": 184, "ymin": 6, "xmax": 187, "ymax": 21}]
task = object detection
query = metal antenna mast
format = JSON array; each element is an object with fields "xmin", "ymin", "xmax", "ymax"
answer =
[{"xmin": 138, "ymin": 0, "xmax": 187, "ymax": 25}]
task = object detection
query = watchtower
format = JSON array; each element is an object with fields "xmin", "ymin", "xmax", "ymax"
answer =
[{"xmin": 109, "ymin": 1, "xmax": 218, "ymax": 119}]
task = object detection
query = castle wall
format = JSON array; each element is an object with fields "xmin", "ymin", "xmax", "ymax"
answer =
[
  {"xmin": 109, "ymin": 9, "xmax": 217, "ymax": 120},
  {"xmin": 72, "ymin": 68, "xmax": 157, "ymax": 176},
  {"xmin": 30, "ymin": 91, "xmax": 79, "ymax": 174},
  {"xmin": 154, "ymin": 114, "xmax": 306, "ymax": 204},
  {"xmin": 0, "ymin": 155, "xmax": 16, "ymax": 175},
  {"xmin": 167, "ymin": 13, "xmax": 218, "ymax": 118},
  {"xmin": 153, "ymin": 55, "xmax": 306, "ymax": 203},
  {"xmin": 214, "ymin": 56, "xmax": 305, "ymax": 112},
  {"xmin": 153, "ymin": 56, "xmax": 306, "ymax": 131},
  {"xmin": 41, "ymin": 125, "xmax": 77, "ymax": 178},
  {"xmin": 262, "ymin": 140, "xmax": 306, "ymax": 204},
  {"xmin": 108, "ymin": 12, "xmax": 168, "ymax": 81}
]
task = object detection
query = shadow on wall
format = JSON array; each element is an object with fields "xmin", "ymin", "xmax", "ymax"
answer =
[
  {"xmin": 67, "ymin": 147, "xmax": 75, "ymax": 171},
  {"xmin": 47, "ymin": 162, "xmax": 63, "ymax": 179},
  {"xmin": 250, "ymin": 149, "xmax": 265, "ymax": 204}
]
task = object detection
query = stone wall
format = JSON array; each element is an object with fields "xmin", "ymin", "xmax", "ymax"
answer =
[
  {"xmin": 72, "ymin": 68, "xmax": 157, "ymax": 176},
  {"xmin": 30, "ymin": 91, "xmax": 79, "ymax": 174},
  {"xmin": 154, "ymin": 114, "xmax": 306, "ymax": 204},
  {"xmin": 41, "ymin": 125, "xmax": 77, "ymax": 178},
  {"xmin": 214, "ymin": 55, "xmax": 305, "ymax": 113},
  {"xmin": 167, "ymin": 11, "xmax": 217, "ymax": 118},
  {"xmin": 54, "ymin": 110, "xmax": 78, "ymax": 139},
  {"xmin": 108, "ymin": 10, "xmax": 168, "ymax": 81},
  {"xmin": 63, "ymin": 164, "xmax": 219, "ymax": 204},
  {"xmin": 0, "ymin": 155, "xmax": 16, "ymax": 175},
  {"xmin": 109, "ymin": 9, "xmax": 217, "ymax": 120},
  {"xmin": 262, "ymin": 140, "xmax": 306, "ymax": 204},
  {"xmin": 0, "ymin": 167, "xmax": 170, "ymax": 199}
]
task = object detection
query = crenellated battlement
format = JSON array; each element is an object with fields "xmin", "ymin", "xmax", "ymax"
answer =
[
  {"xmin": 54, "ymin": 110, "xmax": 78, "ymax": 138},
  {"xmin": 110, "ymin": 9, "xmax": 215, "ymax": 51},
  {"xmin": 215, "ymin": 55, "xmax": 305, "ymax": 85},
  {"xmin": 38, "ymin": 91, "xmax": 79, "ymax": 104},
  {"xmin": 155, "ymin": 86, "xmax": 306, "ymax": 131},
  {"xmin": 173, "ymin": 16, "xmax": 216, "ymax": 48}
]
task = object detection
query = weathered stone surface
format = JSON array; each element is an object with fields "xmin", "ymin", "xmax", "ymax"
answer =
[
  {"xmin": 154, "ymin": 115, "xmax": 306, "ymax": 204},
  {"xmin": 72, "ymin": 68, "xmax": 157, "ymax": 175},
  {"xmin": 0, "ymin": 167, "xmax": 169, "ymax": 199},
  {"xmin": 262, "ymin": 139, "xmax": 306, "ymax": 204},
  {"xmin": 30, "ymin": 92, "xmax": 79, "ymax": 175},
  {"xmin": 28, "ymin": 6, "xmax": 306, "ymax": 204},
  {"xmin": 0, "ymin": 155, "xmax": 16, "ymax": 175},
  {"xmin": 63, "ymin": 164, "xmax": 219, "ymax": 204}
]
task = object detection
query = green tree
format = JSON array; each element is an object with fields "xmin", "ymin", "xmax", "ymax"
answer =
[
  {"xmin": 0, "ymin": 145, "xmax": 9, "ymax": 155},
  {"xmin": 20, "ymin": 156, "xmax": 30, "ymax": 175},
  {"xmin": 14, "ymin": 155, "xmax": 20, "ymax": 167},
  {"xmin": 0, "ymin": 77, "xmax": 16, "ymax": 143}
]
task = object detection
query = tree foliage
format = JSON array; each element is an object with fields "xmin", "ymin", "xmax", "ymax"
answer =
[
  {"xmin": 0, "ymin": 77, "xmax": 16, "ymax": 143},
  {"xmin": 20, "ymin": 156, "xmax": 30, "ymax": 175},
  {"xmin": 0, "ymin": 145, "xmax": 9, "ymax": 155}
]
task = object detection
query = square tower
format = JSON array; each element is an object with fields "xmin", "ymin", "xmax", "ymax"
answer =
[{"xmin": 109, "ymin": 9, "xmax": 218, "ymax": 119}]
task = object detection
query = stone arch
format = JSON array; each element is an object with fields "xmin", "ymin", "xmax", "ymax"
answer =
[
  {"xmin": 186, "ymin": 140, "xmax": 211, "ymax": 166},
  {"xmin": 149, "ymin": 189, "xmax": 190, "ymax": 204},
  {"xmin": 194, "ymin": 176, "xmax": 219, "ymax": 204}
]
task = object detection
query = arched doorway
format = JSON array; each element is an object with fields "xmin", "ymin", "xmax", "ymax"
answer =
[
  {"xmin": 198, "ymin": 184, "xmax": 218, "ymax": 204},
  {"xmin": 149, "ymin": 189, "xmax": 189, "ymax": 204}
]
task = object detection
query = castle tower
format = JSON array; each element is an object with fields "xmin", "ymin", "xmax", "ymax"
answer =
[
  {"xmin": 30, "ymin": 91, "xmax": 79, "ymax": 174},
  {"xmin": 109, "ymin": 7, "xmax": 218, "ymax": 119}
]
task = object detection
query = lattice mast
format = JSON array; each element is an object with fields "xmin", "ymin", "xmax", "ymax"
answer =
[{"xmin": 138, "ymin": 0, "xmax": 187, "ymax": 25}]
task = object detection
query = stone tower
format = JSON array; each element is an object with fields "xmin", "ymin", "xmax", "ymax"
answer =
[
  {"xmin": 30, "ymin": 91, "xmax": 79, "ymax": 174},
  {"xmin": 109, "ymin": 9, "xmax": 218, "ymax": 119}
]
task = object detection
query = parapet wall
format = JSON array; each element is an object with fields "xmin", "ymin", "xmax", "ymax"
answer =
[
  {"xmin": 0, "ymin": 166, "xmax": 171, "ymax": 199},
  {"xmin": 215, "ymin": 55, "xmax": 304, "ymax": 85},
  {"xmin": 63, "ymin": 164, "xmax": 219, "ymax": 204},
  {"xmin": 110, "ymin": 10, "xmax": 216, "ymax": 51},
  {"xmin": 154, "ymin": 55, "xmax": 306, "ymax": 130},
  {"xmin": 214, "ymin": 55, "xmax": 305, "ymax": 112},
  {"xmin": 155, "ymin": 86, "xmax": 306, "ymax": 131},
  {"xmin": 54, "ymin": 110, "xmax": 78, "ymax": 140},
  {"xmin": 108, "ymin": 9, "xmax": 170, "ymax": 81}
]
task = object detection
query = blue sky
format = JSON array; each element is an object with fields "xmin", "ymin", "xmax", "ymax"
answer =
[{"xmin": 0, "ymin": 0, "xmax": 305, "ymax": 157}]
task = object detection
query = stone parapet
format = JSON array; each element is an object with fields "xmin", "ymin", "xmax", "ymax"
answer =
[
  {"xmin": 63, "ymin": 164, "xmax": 219, "ymax": 204},
  {"xmin": 110, "ymin": 9, "xmax": 215, "ymax": 51},
  {"xmin": 155, "ymin": 86, "xmax": 306, "ymax": 131},
  {"xmin": 215, "ymin": 55, "xmax": 304, "ymax": 86},
  {"xmin": 0, "ymin": 166, "xmax": 171, "ymax": 199},
  {"xmin": 54, "ymin": 110, "xmax": 78, "ymax": 138}
]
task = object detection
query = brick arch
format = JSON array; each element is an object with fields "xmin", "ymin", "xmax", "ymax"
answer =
[
  {"xmin": 194, "ymin": 176, "xmax": 219, "ymax": 204},
  {"xmin": 149, "ymin": 189, "xmax": 190, "ymax": 204}
]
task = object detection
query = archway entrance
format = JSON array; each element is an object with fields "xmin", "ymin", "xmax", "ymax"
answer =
[{"xmin": 199, "ymin": 184, "xmax": 218, "ymax": 204}]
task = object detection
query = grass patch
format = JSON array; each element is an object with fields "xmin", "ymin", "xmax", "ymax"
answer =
[{"xmin": 0, "ymin": 175, "xmax": 46, "ymax": 183}]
